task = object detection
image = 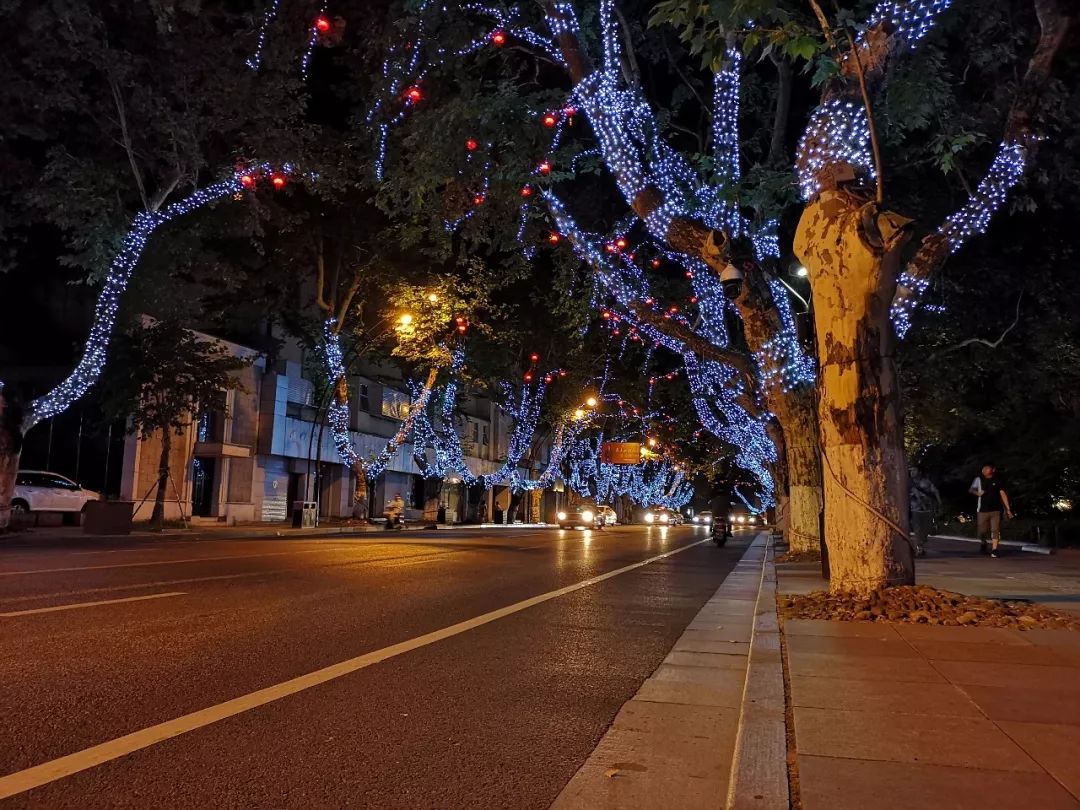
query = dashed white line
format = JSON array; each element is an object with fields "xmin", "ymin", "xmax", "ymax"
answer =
[{"xmin": 0, "ymin": 592, "xmax": 186, "ymax": 618}]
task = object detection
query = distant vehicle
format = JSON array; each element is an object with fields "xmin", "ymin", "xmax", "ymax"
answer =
[
  {"xmin": 693, "ymin": 510, "xmax": 713, "ymax": 525},
  {"xmin": 596, "ymin": 505, "xmax": 618, "ymax": 525},
  {"xmin": 13, "ymin": 471, "xmax": 101, "ymax": 515},
  {"xmin": 557, "ymin": 506, "xmax": 604, "ymax": 530},
  {"xmin": 727, "ymin": 506, "xmax": 761, "ymax": 528},
  {"xmin": 643, "ymin": 508, "xmax": 682, "ymax": 525}
]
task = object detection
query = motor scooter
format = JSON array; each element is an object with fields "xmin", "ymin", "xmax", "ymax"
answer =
[
  {"xmin": 385, "ymin": 513, "xmax": 405, "ymax": 531},
  {"xmin": 711, "ymin": 516, "xmax": 731, "ymax": 546}
]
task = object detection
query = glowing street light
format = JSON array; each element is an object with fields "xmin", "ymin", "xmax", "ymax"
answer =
[
  {"xmin": 427, "ymin": 293, "xmax": 439, "ymax": 303},
  {"xmin": 398, "ymin": 313, "xmax": 414, "ymax": 326},
  {"xmin": 585, "ymin": 396, "xmax": 597, "ymax": 408},
  {"xmin": 794, "ymin": 266, "xmax": 809, "ymax": 278}
]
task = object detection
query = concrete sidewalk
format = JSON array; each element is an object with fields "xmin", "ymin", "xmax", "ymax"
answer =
[
  {"xmin": 551, "ymin": 533, "xmax": 787, "ymax": 810},
  {"xmin": 777, "ymin": 544, "xmax": 1080, "ymax": 809}
]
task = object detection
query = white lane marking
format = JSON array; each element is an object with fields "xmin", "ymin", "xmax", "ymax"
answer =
[
  {"xmin": 0, "ymin": 546, "xmax": 400, "ymax": 577},
  {"xmin": 0, "ymin": 549, "xmax": 471, "ymax": 605},
  {"xmin": 0, "ymin": 592, "xmax": 185, "ymax": 618},
  {"xmin": 0, "ymin": 539, "xmax": 707, "ymax": 798},
  {"xmin": 0, "ymin": 532, "xmax": 571, "ymax": 576}
]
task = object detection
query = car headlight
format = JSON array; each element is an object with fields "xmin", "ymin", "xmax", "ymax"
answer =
[
  {"xmin": 644, "ymin": 512, "xmax": 655, "ymax": 523},
  {"xmin": 704, "ymin": 516, "xmax": 712, "ymax": 523},
  {"xmin": 558, "ymin": 511, "xmax": 567, "ymax": 521},
  {"xmin": 693, "ymin": 516, "xmax": 700, "ymax": 523},
  {"xmin": 659, "ymin": 513, "xmax": 669, "ymax": 523},
  {"xmin": 737, "ymin": 516, "xmax": 746, "ymax": 524},
  {"xmin": 582, "ymin": 510, "xmax": 594, "ymax": 522},
  {"xmin": 749, "ymin": 516, "xmax": 757, "ymax": 524}
]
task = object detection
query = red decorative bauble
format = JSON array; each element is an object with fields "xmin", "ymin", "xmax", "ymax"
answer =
[
  {"xmin": 604, "ymin": 243, "xmax": 617, "ymax": 253},
  {"xmin": 405, "ymin": 85, "xmax": 422, "ymax": 103},
  {"xmin": 465, "ymin": 138, "xmax": 478, "ymax": 151},
  {"xmin": 547, "ymin": 232, "xmax": 560, "ymax": 244},
  {"xmin": 685, "ymin": 271, "xmax": 693, "ymax": 278},
  {"xmin": 544, "ymin": 375, "xmax": 553, "ymax": 384},
  {"xmin": 537, "ymin": 160, "xmax": 551, "ymax": 176},
  {"xmin": 524, "ymin": 372, "xmax": 533, "ymax": 381},
  {"xmin": 542, "ymin": 112, "xmax": 557, "ymax": 128},
  {"xmin": 690, "ymin": 296, "xmax": 698, "ymax": 303},
  {"xmin": 520, "ymin": 185, "xmax": 533, "ymax": 197},
  {"xmin": 473, "ymin": 193, "xmax": 485, "ymax": 205},
  {"xmin": 491, "ymin": 29, "xmax": 506, "ymax": 47},
  {"xmin": 559, "ymin": 370, "xmax": 566, "ymax": 377},
  {"xmin": 562, "ymin": 106, "xmax": 576, "ymax": 117},
  {"xmin": 270, "ymin": 173, "xmax": 287, "ymax": 190},
  {"xmin": 601, "ymin": 311, "xmax": 611, "ymax": 319},
  {"xmin": 315, "ymin": 14, "xmax": 331, "ymax": 33},
  {"xmin": 650, "ymin": 258, "xmax": 661, "ymax": 269},
  {"xmin": 240, "ymin": 174, "xmax": 255, "ymax": 189},
  {"xmin": 615, "ymin": 237, "xmax": 628, "ymax": 250},
  {"xmin": 529, "ymin": 352, "xmax": 540, "ymax": 362},
  {"xmin": 644, "ymin": 297, "xmax": 654, "ymax": 304}
]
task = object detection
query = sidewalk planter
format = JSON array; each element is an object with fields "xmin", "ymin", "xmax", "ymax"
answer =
[{"xmin": 83, "ymin": 501, "xmax": 134, "ymax": 535}]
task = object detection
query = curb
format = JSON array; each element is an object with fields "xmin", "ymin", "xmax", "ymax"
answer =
[{"xmin": 725, "ymin": 533, "xmax": 788, "ymax": 809}]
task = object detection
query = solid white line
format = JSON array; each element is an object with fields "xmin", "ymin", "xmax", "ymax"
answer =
[
  {"xmin": 0, "ymin": 538, "xmax": 707, "ymax": 799},
  {"xmin": 0, "ymin": 592, "xmax": 186, "ymax": 618},
  {"xmin": 0, "ymin": 547, "xmax": 388, "ymax": 577}
]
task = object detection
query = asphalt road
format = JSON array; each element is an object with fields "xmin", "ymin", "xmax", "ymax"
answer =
[{"xmin": 0, "ymin": 524, "xmax": 751, "ymax": 808}]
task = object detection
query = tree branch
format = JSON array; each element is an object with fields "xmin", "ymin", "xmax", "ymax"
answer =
[
  {"xmin": 107, "ymin": 72, "xmax": 149, "ymax": 211},
  {"xmin": 895, "ymin": 0, "xmax": 1075, "ymax": 308},
  {"xmin": 768, "ymin": 54, "xmax": 793, "ymax": 165},
  {"xmin": 928, "ymin": 293, "xmax": 1023, "ymax": 361}
]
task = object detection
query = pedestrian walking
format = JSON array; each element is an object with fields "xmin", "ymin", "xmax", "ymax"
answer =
[
  {"xmin": 969, "ymin": 465, "xmax": 1013, "ymax": 558},
  {"xmin": 909, "ymin": 466, "xmax": 940, "ymax": 557}
]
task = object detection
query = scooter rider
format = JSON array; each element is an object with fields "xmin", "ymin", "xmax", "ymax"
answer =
[{"xmin": 385, "ymin": 493, "xmax": 406, "ymax": 530}]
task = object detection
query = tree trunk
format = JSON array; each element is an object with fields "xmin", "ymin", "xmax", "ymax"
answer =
[
  {"xmin": 150, "ymin": 429, "xmax": 171, "ymax": 528},
  {"xmin": 795, "ymin": 189, "xmax": 914, "ymax": 593},
  {"xmin": 737, "ymin": 269, "xmax": 823, "ymax": 553},
  {"xmin": 772, "ymin": 388, "xmax": 823, "ymax": 554},
  {"xmin": 0, "ymin": 390, "xmax": 24, "ymax": 532},
  {"xmin": 351, "ymin": 462, "xmax": 368, "ymax": 521}
]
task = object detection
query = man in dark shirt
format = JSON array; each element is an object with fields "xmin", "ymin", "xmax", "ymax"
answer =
[{"xmin": 969, "ymin": 465, "xmax": 1013, "ymax": 558}]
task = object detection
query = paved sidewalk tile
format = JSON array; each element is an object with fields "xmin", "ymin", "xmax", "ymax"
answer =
[
  {"xmin": 961, "ymin": 684, "xmax": 1080, "ymax": 726},
  {"xmin": 797, "ymin": 755, "xmax": 1079, "ymax": 810},
  {"xmin": 934, "ymin": 660, "xmax": 1080, "ymax": 691},
  {"xmin": 783, "ymin": 618, "xmax": 901, "ymax": 640},
  {"xmin": 790, "ymin": 675, "xmax": 980, "ymax": 717},
  {"xmin": 785, "ymin": 633, "xmax": 920, "ymax": 658},
  {"xmin": 787, "ymin": 651, "xmax": 945, "ymax": 683},
  {"xmin": 997, "ymin": 721, "xmax": 1080, "ymax": 800},
  {"xmin": 908, "ymin": 638, "xmax": 1070, "ymax": 665},
  {"xmin": 671, "ymin": 638, "xmax": 750, "ymax": 656},
  {"xmin": 891, "ymin": 624, "xmax": 1032, "ymax": 645},
  {"xmin": 794, "ymin": 706, "xmax": 1041, "ymax": 771},
  {"xmin": 662, "ymin": 650, "xmax": 749, "ymax": 670}
]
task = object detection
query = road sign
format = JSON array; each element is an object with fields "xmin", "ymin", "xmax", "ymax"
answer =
[{"xmin": 601, "ymin": 442, "xmax": 642, "ymax": 465}]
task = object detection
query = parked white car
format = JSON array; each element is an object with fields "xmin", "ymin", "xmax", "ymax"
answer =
[
  {"xmin": 12, "ymin": 471, "xmax": 100, "ymax": 515},
  {"xmin": 596, "ymin": 505, "xmax": 618, "ymax": 525}
]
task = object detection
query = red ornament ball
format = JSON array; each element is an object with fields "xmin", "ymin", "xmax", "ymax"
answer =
[
  {"xmin": 524, "ymin": 372, "xmax": 533, "ymax": 381},
  {"xmin": 530, "ymin": 352, "xmax": 540, "ymax": 362},
  {"xmin": 314, "ymin": 15, "xmax": 331, "ymax": 33},
  {"xmin": 537, "ymin": 160, "xmax": 552, "ymax": 176},
  {"xmin": 270, "ymin": 173, "xmax": 287, "ymax": 190},
  {"xmin": 240, "ymin": 174, "xmax": 255, "ymax": 189},
  {"xmin": 491, "ymin": 29, "xmax": 506, "ymax": 47},
  {"xmin": 473, "ymin": 193, "xmax": 485, "ymax": 205},
  {"xmin": 520, "ymin": 185, "xmax": 533, "ymax": 197},
  {"xmin": 650, "ymin": 258, "xmax": 661, "ymax": 269},
  {"xmin": 547, "ymin": 232, "xmax": 561, "ymax": 244},
  {"xmin": 405, "ymin": 85, "xmax": 422, "ymax": 103},
  {"xmin": 465, "ymin": 138, "xmax": 478, "ymax": 151},
  {"xmin": 542, "ymin": 113, "xmax": 558, "ymax": 128}
]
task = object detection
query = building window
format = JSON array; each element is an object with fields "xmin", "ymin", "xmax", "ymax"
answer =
[
  {"xmin": 473, "ymin": 421, "xmax": 480, "ymax": 443},
  {"xmin": 481, "ymin": 424, "xmax": 489, "ymax": 446},
  {"xmin": 358, "ymin": 383, "xmax": 371, "ymax": 413},
  {"xmin": 382, "ymin": 389, "xmax": 411, "ymax": 421}
]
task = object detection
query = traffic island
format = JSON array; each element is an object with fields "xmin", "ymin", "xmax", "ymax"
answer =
[{"xmin": 776, "ymin": 552, "xmax": 1080, "ymax": 809}]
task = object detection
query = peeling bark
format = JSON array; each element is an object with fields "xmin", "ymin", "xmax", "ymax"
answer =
[{"xmin": 795, "ymin": 189, "xmax": 914, "ymax": 593}]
